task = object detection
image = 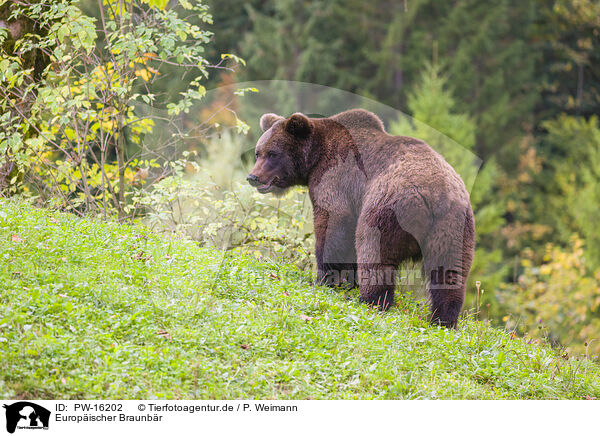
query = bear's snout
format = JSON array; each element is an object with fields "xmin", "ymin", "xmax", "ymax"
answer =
[{"xmin": 247, "ymin": 174, "xmax": 260, "ymax": 186}]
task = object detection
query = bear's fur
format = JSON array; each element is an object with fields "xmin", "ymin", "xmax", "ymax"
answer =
[{"xmin": 248, "ymin": 109, "xmax": 475, "ymax": 328}]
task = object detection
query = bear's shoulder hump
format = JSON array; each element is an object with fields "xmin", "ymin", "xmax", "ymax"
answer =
[{"xmin": 329, "ymin": 109, "xmax": 385, "ymax": 132}]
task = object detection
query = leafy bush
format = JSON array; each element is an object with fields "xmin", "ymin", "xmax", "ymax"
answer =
[
  {"xmin": 539, "ymin": 114, "xmax": 600, "ymax": 267},
  {"xmin": 502, "ymin": 236, "xmax": 600, "ymax": 357},
  {"xmin": 0, "ymin": 0, "xmax": 244, "ymax": 216},
  {"xmin": 133, "ymin": 131, "xmax": 315, "ymax": 269}
]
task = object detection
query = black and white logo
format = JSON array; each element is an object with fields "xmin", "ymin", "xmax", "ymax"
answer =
[{"xmin": 3, "ymin": 402, "xmax": 50, "ymax": 434}]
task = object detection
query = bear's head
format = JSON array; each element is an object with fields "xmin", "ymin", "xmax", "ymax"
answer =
[{"xmin": 247, "ymin": 112, "xmax": 314, "ymax": 195}]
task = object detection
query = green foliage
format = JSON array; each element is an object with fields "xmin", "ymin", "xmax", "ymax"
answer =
[
  {"xmin": 0, "ymin": 0, "xmax": 242, "ymax": 216},
  {"xmin": 503, "ymin": 236, "xmax": 600, "ymax": 357},
  {"xmin": 1, "ymin": 199, "xmax": 599, "ymax": 399},
  {"xmin": 208, "ymin": 0, "xmax": 539, "ymax": 163},
  {"xmin": 133, "ymin": 131, "xmax": 314, "ymax": 268},
  {"xmin": 537, "ymin": 114, "xmax": 600, "ymax": 265},
  {"xmin": 535, "ymin": 0, "xmax": 600, "ymax": 122},
  {"xmin": 239, "ymin": 0, "xmax": 343, "ymax": 86}
]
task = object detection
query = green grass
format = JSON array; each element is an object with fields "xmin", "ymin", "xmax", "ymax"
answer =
[{"xmin": 0, "ymin": 199, "xmax": 599, "ymax": 399}]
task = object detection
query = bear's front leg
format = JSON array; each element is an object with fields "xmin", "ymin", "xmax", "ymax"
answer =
[{"xmin": 313, "ymin": 206, "xmax": 358, "ymax": 288}]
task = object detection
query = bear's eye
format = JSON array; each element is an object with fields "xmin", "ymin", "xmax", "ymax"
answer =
[{"xmin": 267, "ymin": 151, "xmax": 278, "ymax": 158}]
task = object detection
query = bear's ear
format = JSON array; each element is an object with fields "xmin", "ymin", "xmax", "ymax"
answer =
[
  {"xmin": 260, "ymin": 113, "xmax": 284, "ymax": 132},
  {"xmin": 285, "ymin": 113, "xmax": 312, "ymax": 138}
]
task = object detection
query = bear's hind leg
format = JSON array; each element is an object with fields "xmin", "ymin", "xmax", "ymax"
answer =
[
  {"xmin": 423, "ymin": 208, "xmax": 475, "ymax": 328},
  {"xmin": 354, "ymin": 208, "xmax": 412, "ymax": 310},
  {"xmin": 428, "ymin": 287, "xmax": 465, "ymax": 329},
  {"xmin": 356, "ymin": 262, "xmax": 397, "ymax": 310}
]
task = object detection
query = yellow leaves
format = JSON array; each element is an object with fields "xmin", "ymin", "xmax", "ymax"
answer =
[
  {"xmin": 506, "ymin": 198, "xmax": 517, "ymax": 213},
  {"xmin": 92, "ymin": 63, "xmax": 114, "ymax": 82},
  {"xmin": 517, "ymin": 171, "xmax": 532, "ymax": 183},
  {"xmin": 133, "ymin": 67, "xmax": 159, "ymax": 82},
  {"xmin": 221, "ymin": 53, "xmax": 246, "ymax": 66},
  {"xmin": 127, "ymin": 55, "xmax": 160, "ymax": 82},
  {"xmin": 179, "ymin": 0, "xmax": 193, "ymax": 10},
  {"xmin": 98, "ymin": 119, "xmax": 115, "ymax": 131},
  {"xmin": 135, "ymin": 69, "xmax": 152, "ymax": 82},
  {"xmin": 123, "ymin": 167, "xmax": 138, "ymax": 184},
  {"xmin": 575, "ymin": 304, "xmax": 587, "ymax": 320},
  {"xmin": 508, "ymin": 235, "xmax": 600, "ymax": 356},
  {"xmin": 64, "ymin": 127, "xmax": 76, "ymax": 141},
  {"xmin": 577, "ymin": 37, "xmax": 593, "ymax": 51},
  {"xmin": 141, "ymin": 0, "xmax": 169, "ymax": 10}
]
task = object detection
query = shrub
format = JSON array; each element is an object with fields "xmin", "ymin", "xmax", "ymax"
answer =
[
  {"xmin": 502, "ymin": 236, "xmax": 600, "ymax": 357},
  {"xmin": 133, "ymin": 131, "xmax": 315, "ymax": 269},
  {"xmin": 0, "ymin": 0, "xmax": 244, "ymax": 217}
]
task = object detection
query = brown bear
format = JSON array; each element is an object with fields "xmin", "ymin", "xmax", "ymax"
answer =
[{"xmin": 247, "ymin": 109, "xmax": 475, "ymax": 328}]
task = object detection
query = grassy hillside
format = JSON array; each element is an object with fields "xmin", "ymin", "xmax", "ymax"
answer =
[{"xmin": 0, "ymin": 199, "xmax": 599, "ymax": 399}]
